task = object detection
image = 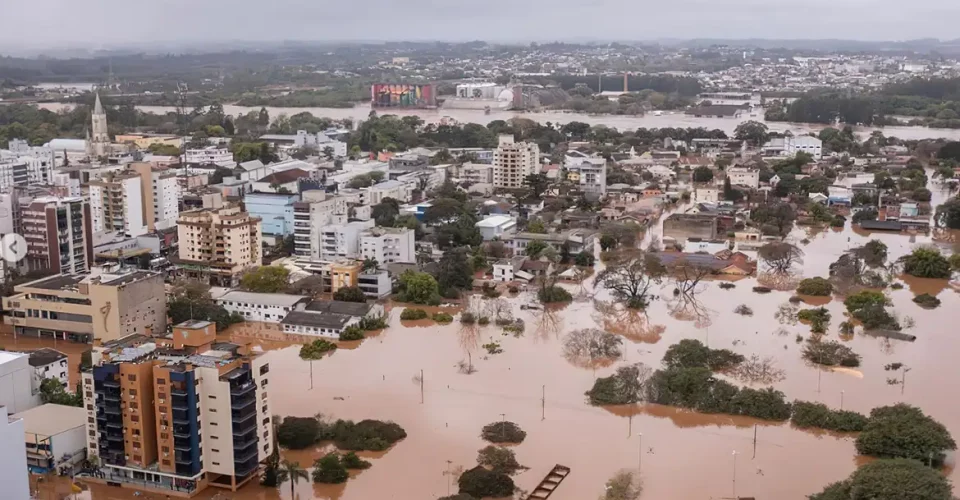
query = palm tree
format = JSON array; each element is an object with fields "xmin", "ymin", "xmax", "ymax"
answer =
[{"xmin": 277, "ymin": 459, "xmax": 308, "ymax": 499}]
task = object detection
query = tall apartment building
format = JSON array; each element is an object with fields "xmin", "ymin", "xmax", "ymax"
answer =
[
  {"xmin": 3, "ymin": 265, "xmax": 167, "ymax": 343},
  {"xmin": 320, "ymin": 220, "xmax": 375, "ymax": 261},
  {"xmin": 360, "ymin": 227, "xmax": 415, "ymax": 264},
  {"xmin": 177, "ymin": 204, "xmax": 262, "ymax": 286},
  {"xmin": 293, "ymin": 190, "xmax": 348, "ymax": 260},
  {"xmin": 565, "ymin": 154, "xmax": 607, "ymax": 196},
  {"xmin": 82, "ymin": 321, "xmax": 273, "ymax": 495},
  {"xmin": 89, "ymin": 163, "xmax": 180, "ymax": 237},
  {"xmin": 21, "ymin": 196, "xmax": 92, "ymax": 275},
  {"xmin": 90, "ymin": 173, "xmax": 147, "ymax": 236},
  {"xmin": 493, "ymin": 134, "xmax": 539, "ymax": 189}
]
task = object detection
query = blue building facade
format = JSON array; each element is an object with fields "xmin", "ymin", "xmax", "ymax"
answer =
[{"xmin": 243, "ymin": 193, "xmax": 300, "ymax": 236}]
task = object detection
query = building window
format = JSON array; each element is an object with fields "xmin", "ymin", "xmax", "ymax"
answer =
[
  {"xmin": 127, "ymin": 374, "xmax": 136, "ymax": 381},
  {"xmin": 157, "ymin": 378, "xmax": 166, "ymax": 384},
  {"xmin": 212, "ymin": 448, "xmax": 219, "ymax": 453}
]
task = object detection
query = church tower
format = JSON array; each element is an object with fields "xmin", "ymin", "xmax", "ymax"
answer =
[{"xmin": 88, "ymin": 92, "xmax": 110, "ymax": 158}]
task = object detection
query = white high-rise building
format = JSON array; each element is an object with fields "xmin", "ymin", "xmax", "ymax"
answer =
[
  {"xmin": 493, "ymin": 135, "xmax": 539, "ymax": 189},
  {"xmin": 360, "ymin": 227, "xmax": 415, "ymax": 264},
  {"xmin": 89, "ymin": 173, "xmax": 148, "ymax": 236},
  {"xmin": 0, "ymin": 405, "xmax": 29, "ymax": 500}
]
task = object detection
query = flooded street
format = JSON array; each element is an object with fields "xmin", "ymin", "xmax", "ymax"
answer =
[
  {"xmin": 37, "ymin": 102, "xmax": 960, "ymax": 141},
  {"xmin": 23, "ymin": 175, "xmax": 960, "ymax": 500}
]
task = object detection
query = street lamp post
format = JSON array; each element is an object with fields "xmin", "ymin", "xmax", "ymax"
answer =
[
  {"xmin": 638, "ymin": 433, "xmax": 643, "ymax": 474},
  {"xmin": 840, "ymin": 390, "xmax": 845, "ymax": 410},
  {"xmin": 732, "ymin": 450, "xmax": 738, "ymax": 498}
]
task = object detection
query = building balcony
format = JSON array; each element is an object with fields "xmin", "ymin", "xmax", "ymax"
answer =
[{"xmin": 230, "ymin": 381, "xmax": 256, "ymax": 397}]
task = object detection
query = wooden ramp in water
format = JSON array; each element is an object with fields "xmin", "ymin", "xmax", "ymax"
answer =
[{"xmin": 525, "ymin": 464, "xmax": 571, "ymax": 500}]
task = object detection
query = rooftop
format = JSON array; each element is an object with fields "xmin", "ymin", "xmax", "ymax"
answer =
[
  {"xmin": 476, "ymin": 215, "xmax": 516, "ymax": 228},
  {"xmin": 258, "ymin": 168, "xmax": 309, "ymax": 185},
  {"xmin": 304, "ymin": 300, "xmax": 373, "ymax": 317},
  {"xmin": 14, "ymin": 403, "xmax": 86, "ymax": 437},
  {"xmin": 217, "ymin": 291, "xmax": 308, "ymax": 308},
  {"xmin": 281, "ymin": 310, "xmax": 352, "ymax": 329},
  {"xmin": 23, "ymin": 274, "xmax": 84, "ymax": 291},
  {"xmin": 27, "ymin": 348, "xmax": 67, "ymax": 367}
]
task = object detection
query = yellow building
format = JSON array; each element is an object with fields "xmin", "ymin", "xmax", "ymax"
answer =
[
  {"xmin": 2, "ymin": 266, "xmax": 166, "ymax": 343},
  {"xmin": 177, "ymin": 204, "xmax": 262, "ymax": 286},
  {"xmin": 329, "ymin": 260, "xmax": 361, "ymax": 292},
  {"xmin": 114, "ymin": 135, "xmax": 181, "ymax": 150}
]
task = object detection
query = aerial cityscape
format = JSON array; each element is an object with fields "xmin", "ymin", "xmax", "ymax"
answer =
[{"xmin": 2, "ymin": 31, "xmax": 960, "ymax": 500}]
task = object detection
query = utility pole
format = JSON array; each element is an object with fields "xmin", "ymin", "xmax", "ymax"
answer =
[
  {"xmin": 420, "ymin": 369, "xmax": 424, "ymax": 403},
  {"xmin": 840, "ymin": 390, "xmax": 845, "ymax": 410},
  {"xmin": 752, "ymin": 424, "xmax": 757, "ymax": 459},
  {"xmin": 541, "ymin": 385, "xmax": 545, "ymax": 421},
  {"xmin": 732, "ymin": 451, "xmax": 738, "ymax": 499},
  {"xmin": 309, "ymin": 360, "xmax": 314, "ymax": 390},
  {"xmin": 500, "ymin": 413, "xmax": 506, "ymax": 442},
  {"xmin": 901, "ymin": 367, "xmax": 911, "ymax": 395},
  {"xmin": 638, "ymin": 433, "xmax": 643, "ymax": 474}
]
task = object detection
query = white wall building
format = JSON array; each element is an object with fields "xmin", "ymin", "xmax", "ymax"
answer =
[
  {"xmin": 152, "ymin": 170, "xmax": 180, "ymax": 230},
  {"xmin": 459, "ymin": 163, "xmax": 494, "ymax": 184},
  {"xmin": 694, "ymin": 187, "xmax": 720, "ymax": 203},
  {"xmin": 360, "ymin": 227, "xmax": 415, "ymax": 264},
  {"xmin": 89, "ymin": 174, "xmax": 148, "ymax": 236},
  {"xmin": 320, "ymin": 220, "xmax": 375, "ymax": 260},
  {"xmin": 726, "ymin": 167, "xmax": 760, "ymax": 189},
  {"xmin": 366, "ymin": 180, "xmax": 411, "ymax": 205},
  {"xmin": 216, "ymin": 291, "xmax": 309, "ymax": 323},
  {"xmin": 185, "ymin": 147, "xmax": 236, "ymax": 168},
  {"xmin": 28, "ymin": 349, "xmax": 68, "ymax": 394},
  {"xmin": 293, "ymin": 191, "xmax": 349, "ymax": 260},
  {"xmin": 762, "ymin": 136, "xmax": 823, "ymax": 160},
  {"xmin": 0, "ymin": 352, "xmax": 41, "ymax": 415},
  {"xmin": 565, "ymin": 153, "xmax": 607, "ymax": 196},
  {"xmin": 476, "ymin": 215, "xmax": 517, "ymax": 241},
  {"xmin": 0, "ymin": 405, "xmax": 29, "ymax": 499},
  {"xmin": 493, "ymin": 135, "xmax": 539, "ymax": 189},
  {"xmin": 16, "ymin": 403, "xmax": 87, "ymax": 473}
]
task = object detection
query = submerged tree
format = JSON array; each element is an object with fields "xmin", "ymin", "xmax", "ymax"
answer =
[
  {"xmin": 809, "ymin": 458, "xmax": 952, "ymax": 500},
  {"xmin": 585, "ymin": 363, "xmax": 653, "ymax": 406},
  {"xmin": 563, "ymin": 329, "xmax": 623, "ymax": 366},
  {"xmin": 599, "ymin": 470, "xmax": 643, "ymax": 500},
  {"xmin": 596, "ymin": 250, "xmax": 666, "ymax": 309},
  {"xmin": 758, "ymin": 242, "xmax": 804, "ymax": 274},
  {"xmin": 855, "ymin": 404, "xmax": 956, "ymax": 465}
]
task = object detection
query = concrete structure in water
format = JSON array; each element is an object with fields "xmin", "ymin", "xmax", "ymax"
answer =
[
  {"xmin": 81, "ymin": 321, "xmax": 273, "ymax": 496},
  {"xmin": 3, "ymin": 266, "xmax": 167, "ymax": 343},
  {"xmin": 662, "ymin": 213, "xmax": 719, "ymax": 241}
]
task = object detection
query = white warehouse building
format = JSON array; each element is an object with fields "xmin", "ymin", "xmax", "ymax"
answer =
[{"xmin": 216, "ymin": 291, "xmax": 310, "ymax": 323}]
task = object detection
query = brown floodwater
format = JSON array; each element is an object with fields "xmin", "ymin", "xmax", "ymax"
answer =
[{"xmin": 29, "ymin": 172, "xmax": 960, "ymax": 500}]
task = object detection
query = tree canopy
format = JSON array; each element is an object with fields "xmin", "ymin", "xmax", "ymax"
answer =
[
  {"xmin": 855, "ymin": 404, "xmax": 956, "ymax": 464},
  {"xmin": 240, "ymin": 266, "xmax": 291, "ymax": 293}
]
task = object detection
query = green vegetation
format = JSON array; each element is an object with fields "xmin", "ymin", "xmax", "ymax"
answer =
[
  {"xmin": 395, "ymin": 271, "xmax": 441, "ymax": 305},
  {"xmin": 277, "ymin": 416, "xmax": 322, "ymax": 450},
  {"xmin": 802, "ymin": 339, "xmax": 860, "ymax": 367},
  {"xmin": 357, "ymin": 315, "xmax": 387, "ymax": 330},
  {"xmin": 538, "ymin": 284, "xmax": 573, "ymax": 304},
  {"xmin": 798, "ymin": 307, "xmax": 831, "ymax": 334},
  {"xmin": 339, "ymin": 326, "xmax": 365, "ymax": 341},
  {"xmin": 333, "ymin": 286, "xmax": 367, "ymax": 303},
  {"xmin": 482, "ymin": 341, "xmax": 503, "ymax": 355},
  {"xmin": 400, "ymin": 308, "xmax": 429, "ymax": 321},
  {"xmin": 645, "ymin": 366, "xmax": 793, "ymax": 421},
  {"xmin": 476, "ymin": 445, "xmax": 523, "ymax": 475},
  {"xmin": 809, "ymin": 458, "xmax": 952, "ymax": 500},
  {"xmin": 797, "ymin": 277, "xmax": 834, "ymax": 296},
  {"xmin": 168, "ymin": 279, "xmax": 244, "ymax": 332},
  {"xmin": 460, "ymin": 312, "xmax": 477, "ymax": 324},
  {"xmin": 900, "ymin": 247, "xmax": 952, "ymax": 279},
  {"xmin": 300, "ymin": 339, "xmax": 337, "ymax": 360},
  {"xmin": 458, "ymin": 467, "xmax": 515, "ymax": 499},
  {"xmin": 913, "ymin": 294, "xmax": 942, "ymax": 308},
  {"xmin": 340, "ymin": 452, "xmax": 372, "ymax": 470},
  {"xmin": 856, "ymin": 404, "xmax": 956, "ymax": 464},
  {"xmin": 935, "ymin": 197, "xmax": 960, "ymax": 229},
  {"xmin": 791, "ymin": 401, "xmax": 868, "ymax": 432},
  {"xmin": 432, "ymin": 312, "xmax": 454, "ymax": 323},
  {"xmin": 239, "ymin": 265, "xmax": 291, "ymax": 293},
  {"xmin": 585, "ymin": 363, "xmax": 649, "ymax": 406},
  {"xmin": 312, "ymin": 453, "xmax": 350, "ymax": 484},
  {"xmin": 844, "ymin": 290, "xmax": 901, "ymax": 330},
  {"xmin": 276, "ymin": 460, "xmax": 309, "ymax": 499},
  {"xmin": 661, "ymin": 339, "xmax": 744, "ymax": 371},
  {"xmin": 480, "ymin": 421, "xmax": 527, "ymax": 444},
  {"xmin": 38, "ymin": 378, "xmax": 82, "ymax": 407},
  {"xmin": 326, "ymin": 419, "xmax": 407, "ymax": 452}
]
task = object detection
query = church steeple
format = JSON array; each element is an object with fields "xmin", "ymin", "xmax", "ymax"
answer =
[{"xmin": 89, "ymin": 91, "xmax": 110, "ymax": 158}]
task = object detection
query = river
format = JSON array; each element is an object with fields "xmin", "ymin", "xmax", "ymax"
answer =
[
  {"xmin": 37, "ymin": 102, "xmax": 960, "ymax": 141},
  {"xmin": 26, "ymin": 175, "xmax": 960, "ymax": 500}
]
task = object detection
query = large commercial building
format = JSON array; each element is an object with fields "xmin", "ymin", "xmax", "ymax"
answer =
[
  {"xmin": 82, "ymin": 321, "xmax": 273, "ymax": 496},
  {"xmin": 3, "ymin": 266, "xmax": 167, "ymax": 343},
  {"xmin": 762, "ymin": 136, "xmax": 823, "ymax": 160},
  {"xmin": 243, "ymin": 192, "xmax": 299, "ymax": 237},
  {"xmin": 177, "ymin": 205, "xmax": 262, "ymax": 286},
  {"xmin": 21, "ymin": 196, "xmax": 93, "ymax": 275},
  {"xmin": 493, "ymin": 135, "xmax": 540, "ymax": 189},
  {"xmin": 565, "ymin": 153, "xmax": 607, "ymax": 196},
  {"xmin": 319, "ymin": 220, "xmax": 375, "ymax": 261}
]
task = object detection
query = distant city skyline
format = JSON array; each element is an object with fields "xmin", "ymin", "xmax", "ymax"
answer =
[{"xmin": 2, "ymin": 0, "xmax": 960, "ymax": 52}]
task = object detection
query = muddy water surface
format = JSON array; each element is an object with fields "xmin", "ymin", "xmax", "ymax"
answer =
[{"xmin": 29, "ymin": 175, "xmax": 960, "ymax": 500}]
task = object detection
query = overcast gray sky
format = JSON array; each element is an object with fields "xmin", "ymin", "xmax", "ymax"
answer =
[{"xmin": 3, "ymin": 0, "xmax": 960, "ymax": 49}]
